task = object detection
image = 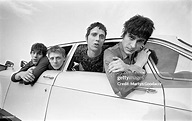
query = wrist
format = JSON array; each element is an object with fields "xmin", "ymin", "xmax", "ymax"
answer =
[
  {"xmin": 134, "ymin": 62, "xmax": 144, "ymax": 68},
  {"xmin": 15, "ymin": 73, "xmax": 22, "ymax": 80}
]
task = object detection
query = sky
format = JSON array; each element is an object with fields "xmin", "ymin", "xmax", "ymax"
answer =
[{"xmin": 0, "ymin": 0, "xmax": 191, "ymax": 70}]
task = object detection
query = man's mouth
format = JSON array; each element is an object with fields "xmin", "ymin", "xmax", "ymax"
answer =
[
  {"xmin": 126, "ymin": 48, "xmax": 135, "ymax": 53},
  {"xmin": 33, "ymin": 59, "xmax": 38, "ymax": 62},
  {"xmin": 93, "ymin": 43, "xmax": 99, "ymax": 47}
]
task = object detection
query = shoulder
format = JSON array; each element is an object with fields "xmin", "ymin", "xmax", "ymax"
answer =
[
  {"xmin": 76, "ymin": 44, "xmax": 87, "ymax": 51},
  {"xmin": 104, "ymin": 43, "xmax": 120, "ymax": 55},
  {"xmin": 74, "ymin": 45, "xmax": 87, "ymax": 55},
  {"xmin": 38, "ymin": 56, "xmax": 49, "ymax": 64}
]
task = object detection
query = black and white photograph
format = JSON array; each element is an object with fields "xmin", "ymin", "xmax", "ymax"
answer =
[{"xmin": 0, "ymin": 0, "xmax": 192, "ymax": 120}]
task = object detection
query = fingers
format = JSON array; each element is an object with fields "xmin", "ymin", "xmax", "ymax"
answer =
[
  {"xmin": 21, "ymin": 72, "xmax": 35, "ymax": 82},
  {"xmin": 108, "ymin": 58, "xmax": 119, "ymax": 72},
  {"xmin": 143, "ymin": 48, "xmax": 151, "ymax": 56},
  {"xmin": 108, "ymin": 57, "xmax": 124, "ymax": 73}
]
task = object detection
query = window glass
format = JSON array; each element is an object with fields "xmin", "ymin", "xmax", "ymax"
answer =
[
  {"xmin": 62, "ymin": 45, "xmax": 72, "ymax": 56},
  {"xmin": 145, "ymin": 42, "xmax": 192, "ymax": 80}
]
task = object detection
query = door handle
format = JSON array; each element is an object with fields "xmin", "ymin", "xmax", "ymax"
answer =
[
  {"xmin": 134, "ymin": 87, "xmax": 157, "ymax": 94},
  {"xmin": 43, "ymin": 75, "xmax": 54, "ymax": 79}
]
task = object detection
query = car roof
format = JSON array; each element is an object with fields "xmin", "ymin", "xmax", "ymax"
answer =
[
  {"xmin": 55, "ymin": 35, "xmax": 192, "ymax": 53},
  {"xmin": 150, "ymin": 35, "xmax": 192, "ymax": 52}
]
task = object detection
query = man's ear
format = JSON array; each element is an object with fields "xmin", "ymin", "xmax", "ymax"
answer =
[
  {"xmin": 86, "ymin": 36, "xmax": 88, "ymax": 42},
  {"xmin": 144, "ymin": 39, "xmax": 148, "ymax": 45}
]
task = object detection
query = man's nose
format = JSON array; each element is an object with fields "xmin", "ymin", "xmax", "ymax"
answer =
[
  {"xmin": 33, "ymin": 53, "xmax": 38, "ymax": 57},
  {"xmin": 130, "ymin": 40, "xmax": 137, "ymax": 48},
  {"xmin": 96, "ymin": 35, "xmax": 100, "ymax": 41},
  {"xmin": 53, "ymin": 58, "xmax": 57, "ymax": 63}
]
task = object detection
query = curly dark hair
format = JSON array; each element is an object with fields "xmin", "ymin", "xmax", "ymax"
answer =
[
  {"xmin": 121, "ymin": 15, "xmax": 155, "ymax": 41},
  {"xmin": 30, "ymin": 43, "xmax": 47, "ymax": 56},
  {"xmin": 85, "ymin": 22, "xmax": 107, "ymax": 40}
]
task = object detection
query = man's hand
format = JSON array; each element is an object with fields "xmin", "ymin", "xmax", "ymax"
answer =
[
  {"xmin": 108, "ymin": 57, "xmax": 129, "ymax": 73},
  {"xmin": 134, "ymin": 48, "xmax": 151, "ymax": 68},
  {"xmin": 18, "ymin": 66, "xmax": 36, "ymax": 82}
]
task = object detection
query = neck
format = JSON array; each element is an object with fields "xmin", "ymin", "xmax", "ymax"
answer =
[{"xmin": 87, "ymin": 49, "xmax": 102, "ymax": 58}]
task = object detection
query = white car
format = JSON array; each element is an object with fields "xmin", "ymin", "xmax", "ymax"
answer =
[{"xmin": 0, "ymin": 35, "xmax": 192, "ymax": 121}]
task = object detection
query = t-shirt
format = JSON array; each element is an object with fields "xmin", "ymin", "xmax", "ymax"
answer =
[{"xmin": 73, "ymin": 45, "xmax": 107, "ymax": 72}]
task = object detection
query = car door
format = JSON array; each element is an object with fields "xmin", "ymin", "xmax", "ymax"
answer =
[
  {"xmin": 2, "ymin": 44, "xmax": 73, "ymax": 120},
  {"xmin": 45, "ymin": 42, "xmax": 165, "ymax": 121},
  {"xmin": 145, "ymin": 38, "xmax": 192, "ymax": 121}
]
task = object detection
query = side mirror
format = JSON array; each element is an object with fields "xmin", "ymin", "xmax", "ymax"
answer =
[
  {"xmin": 0, "ymin": 61, "xmax": 14, "ymax": 71},
  {"xmin": 20, "ymin": 61, "xmax": 28, "ymax": 68},
  {"xmin": 5, "ymin": 61, "xmax": 14, "ymax": 67}
]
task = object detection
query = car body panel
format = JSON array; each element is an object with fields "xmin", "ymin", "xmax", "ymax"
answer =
[
  {"xmin": 0, "ymin": 70, "xmax": 14, "ymax": 109},
  {"xmin": 46, "ymin": 86, "xmax": 164, "ymax": 121},
  {"xmin": 3, "ymin": 82, "xmax": 50, "ymax": 120},
  {"xmin": 2, "ymin": 71, "xmax": 60, "ymax": 120},
  {"xmin": 54, "ymin": 71, "xmax": 164, "ymax": 105},
  {"xmin": 45, "ymin": 70, "xmax": 165, "ymax": 120},
  {"xmin": 166, "ymin": 107, "xmax": 192, "ymax": 121}
]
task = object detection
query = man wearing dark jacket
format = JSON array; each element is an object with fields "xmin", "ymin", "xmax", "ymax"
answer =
[{"xmin": 11, "ymin": 43, "xmax": 49, "ymax": 85}]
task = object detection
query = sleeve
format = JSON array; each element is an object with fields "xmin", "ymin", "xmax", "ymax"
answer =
[
  {"xmin": 104, "ymin": 49, "xmax": 121, "ymax": 95},
  {"xmin": 11, "ymin": 62, "xmax": 31, "ymax": 82},
  {"xmin": 31, "ymin": 56, "xmax": 49, "ymax": 84},
  {"xmin": 104, "ymin": 49, "xmax": 147, "ymax": 98}
]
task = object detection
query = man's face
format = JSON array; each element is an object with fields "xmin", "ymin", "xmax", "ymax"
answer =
[
  {"xmin": 48, "ymin": 52, "xmax": 65, "ymax": 70},
  {"xmin": 30, "ymin": 51, "xmax": 43, "ymax": 65},
  {"xmin": 87, "ymin": 27, "xmax": 105, "ymax": 52},
  {"xmin": 122, "ymin": 33, "xmax": 146, "ymax": 55}
]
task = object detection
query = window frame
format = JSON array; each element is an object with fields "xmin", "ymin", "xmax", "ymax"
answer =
[{"xmin": 147, "ymin": 39, "xmax": 192, "ymax": 81}]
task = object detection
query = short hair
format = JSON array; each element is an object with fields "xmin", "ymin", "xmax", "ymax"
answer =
[
  {"xmin": 121, "ymin": 15, "xmax": 155, "ymax": 41},
  {"xmin": 85, "ymin": 22, "xmax": 107, "ymax": 40},
  {"xmin": 47, "ymin": 45, "xmax": 66, "ymax": 58},
  {"xmin": 30, "ymin": 43, "xmax": 47, "ymax": 56}
]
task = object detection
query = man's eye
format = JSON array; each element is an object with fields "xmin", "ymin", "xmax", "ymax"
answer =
[
  {"xmin": 31, "ymin": 51, "xmax": 35, "ymax": 54},
  {"xmin": 99, "ymin": 35, "xmax": 105, "ymax": 39},
  {"xmin": 137, "ymin": 39, "xmax": 145, "ymax": 44},
  {"xmin": 37, "ymin": 51, "xmax": 42, "ymax": 55},
  {"xmin": 91, "ymin": 33, "xmax": 97, "ymax": 37},
  {"xmin": 56, "ymin": 57, "xmax": 61, "ymax": 60},
  {"xmin": 129, "ymin": 35, "xmax": 135, "ymax": 40}
]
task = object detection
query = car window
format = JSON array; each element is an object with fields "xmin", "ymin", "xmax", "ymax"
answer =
[
  {"xmin": 67, "ymin": 42, "xmax": 118, "ymax": 72},
  {"xmin": 145, "ymin": 42, "xmax": 192, "ymax": 80},
  {"xmin": 62, "ymin": 45, "xmax": 72, "ymax": 56}
]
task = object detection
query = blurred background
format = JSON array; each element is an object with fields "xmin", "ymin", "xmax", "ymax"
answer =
[{"xmin": 0, "ymin": 0, "xmax": 191, "ymax": 71}]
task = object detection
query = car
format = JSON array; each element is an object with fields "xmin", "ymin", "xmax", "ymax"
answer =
[{"xmin": 0, "ymin": 35, "xmax": 192, "ymax": 121}]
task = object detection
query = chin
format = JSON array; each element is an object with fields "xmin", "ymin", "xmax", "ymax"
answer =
[
  {"xmin": 125, "ymin": 51, "xmax": 132, "ymax": 55},
  {"xmin": 33, "ymin": 62, "xmax": 38, "ymax": 65},
  {"xmin": 53, "ymin": 66, "xmax": 60, "ymax": 70}
]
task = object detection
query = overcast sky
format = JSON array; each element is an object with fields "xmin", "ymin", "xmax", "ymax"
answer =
[{"xmin": 0, "ymin": 0, "xmax": 191, "ymax": 70}]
